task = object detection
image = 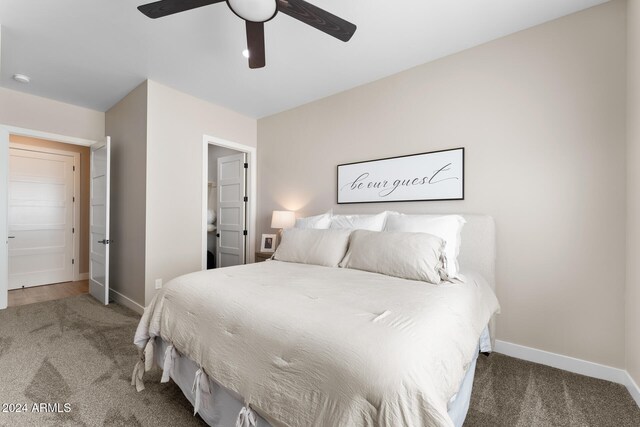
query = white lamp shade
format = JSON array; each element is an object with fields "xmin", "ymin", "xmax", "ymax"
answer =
[{"xmin": 271, "ymin": 210, "xmax": 296, "ymax": 229}]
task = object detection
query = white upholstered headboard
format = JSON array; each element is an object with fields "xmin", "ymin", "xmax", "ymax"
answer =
[
  {"xmin": 457, "ymin": 215, "xmax": 497, "ymax": 345},
  {"xmin": 457, "ymin": 215, "xmax": 496, "ymax": 290}
]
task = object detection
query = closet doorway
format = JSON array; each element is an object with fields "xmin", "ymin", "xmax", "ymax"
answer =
[{"xmin": 202, "ymin": 136, "xmax": 256, "ymax": 270}]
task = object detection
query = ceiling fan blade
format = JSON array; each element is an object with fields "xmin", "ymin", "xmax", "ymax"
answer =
[
  {"xmin": 246, "ymin": 21, "xmax": 266, "ymax": 69},
  {"xmin": 276, "ymin": 0, "xmax": 356, "ymax": 42},
  {"xmin": 138, "ymin": 0, "xmax": 224, "ymax": 19}
]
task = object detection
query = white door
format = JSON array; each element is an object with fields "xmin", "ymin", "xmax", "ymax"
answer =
[
  {"xmin": 8, "ymin": 148, "xmax": 75, "ymax": 289},
  {"xmin": 216, "ymin": 153, "xmax": 247, "ymax": 268},
  {"xmin": 89, "ymin": 138, "xmax": 110, "ymax": 305}
]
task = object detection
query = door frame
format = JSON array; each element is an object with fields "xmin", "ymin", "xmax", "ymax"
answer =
[
  {"xmin": 202, "ymin": 135, "xmax": 257, "ymax": 269},
  {"xmin": 9, "ymin": 143, "xmax": 82, "ymax": 283},
  {"xmin": 0, "ymin": 124, "xmax": 95, "ymax": 310}
]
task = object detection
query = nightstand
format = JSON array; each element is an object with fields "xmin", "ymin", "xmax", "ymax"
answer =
[{"xmin": 255, "ymin": 252, "xmax": 274, "ymax": 263}]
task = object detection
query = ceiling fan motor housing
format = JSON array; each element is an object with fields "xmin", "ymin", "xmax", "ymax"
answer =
[{"xmin": 227, "ymin": 0, "xmax": 277, "ymax": 22}]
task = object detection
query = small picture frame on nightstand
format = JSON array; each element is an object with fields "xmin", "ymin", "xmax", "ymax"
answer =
[{"xmin": 260, "ymin": 234, "xmax": 277, "ymax": 253}]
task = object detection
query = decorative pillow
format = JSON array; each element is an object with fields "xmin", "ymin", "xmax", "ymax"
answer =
[
  {"xmin": 384, "ymin": 213, "xmax": 465, "ymax": 278},
  {"xmin": 329, "ymin": 212, "xmax": 388, "ymax": 231},
  {"xmin": 273, "ymin": 229, "xmax": 351, "ymax": 267},
  {"xmin": 294, "ymin": 211, "xmax": 332, "ymax": 229},
  {"xmin": 339, "ymin": 230, "xmax": 447, "ymax": 284}
]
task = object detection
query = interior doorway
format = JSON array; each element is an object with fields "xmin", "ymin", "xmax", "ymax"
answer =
[
  {"xmin": 6, "ymin": 134, "xmax": 91, "ymax": 305},
  {"xmin": 202, "ymin": 136, "xmax": 257, "ymax": 270}
]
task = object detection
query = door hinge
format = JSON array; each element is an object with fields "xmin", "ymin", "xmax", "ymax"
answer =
[
  {"xmin": 72, "ymin": 259, "xmax": 75, "ymax": 265},
  {"xmin": 243, "ymin": 162, "xmax": 248, "ymax": 169},
  {"xmin": 72, "ymin": 227, "xmax": 75, "ymax": 234},
  {"xmin": 73, "ymin": 196, "xmax": 75, "ymax": 203},
  {"xmin": 73, "ymin": 165, "xmax": 76, "ymax": 171},
  {"xmin": 243, "ymin": 230, "xmax": 248, "ymax": 236},
  {"xmin": 243, "ymin": 196, "xmax": 248, "ymax": 202}
]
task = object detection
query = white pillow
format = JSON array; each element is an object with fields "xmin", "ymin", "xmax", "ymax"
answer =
[
  {"xmin": 340, "ymin": 230, "xmax": 447, "ymax": 284},
  {"xmin": 273, "ymin": 229, "xmax": 351, "ymax": 267},
  {"xmin": 329, "ymin": 212, "xmax": 388, "ymax": 231},
  {"xmin": 384, "ymin": 213, "xmax": 465, "ymax": 278},
  {"xmin": 294, "ymin": 211, "xmax": 332, "ymax": 229}
]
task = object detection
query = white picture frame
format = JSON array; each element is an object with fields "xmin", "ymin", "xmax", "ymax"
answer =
[
  {"xmin": 260, "ymin": 234, "xmax": 277, "ymax": 253},
  {"xmin": 337, "ymin": 148, "xmax": 464, "ymax": 204}
]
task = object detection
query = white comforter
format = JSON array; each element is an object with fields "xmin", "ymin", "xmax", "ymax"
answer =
[{"xmin": 134, "ymin": 261, "xmax": 499, "ymax": 427}]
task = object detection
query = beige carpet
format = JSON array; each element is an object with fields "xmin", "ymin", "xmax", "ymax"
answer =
[
  {"xmin": 0, "ymin": 294, "xmax": 638, "ymax": 426},
  {"xmin": 0, "ymin": 294, "xmax": 204, "ymax": 426},
  {"xmin": 468, "ymin": 354, "xmax": 640, "ymax": 426}
]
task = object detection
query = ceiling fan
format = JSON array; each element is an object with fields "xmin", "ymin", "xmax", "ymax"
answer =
[{"xmin": 137, "ymin": 0, "xmax": 357, "ymax": 69}]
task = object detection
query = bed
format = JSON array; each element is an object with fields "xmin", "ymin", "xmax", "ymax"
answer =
[{"xmin": 133, "ymin": 215, "xmax": 499, "ymax": 427}]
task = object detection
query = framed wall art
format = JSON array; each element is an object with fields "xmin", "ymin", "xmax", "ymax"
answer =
[{"xmin": 337, "ymin": 148, "xmax": 464, "ymax": 204}]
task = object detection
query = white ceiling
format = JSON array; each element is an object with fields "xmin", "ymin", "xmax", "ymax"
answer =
[{"xmin": 0, "ymin": 0, "xmax": 608, "ymax": 118}]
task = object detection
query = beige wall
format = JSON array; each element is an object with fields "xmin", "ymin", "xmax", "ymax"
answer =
[
  {"xmin": 627, "ymin": 0, "xmax": 640, "ymax": 386},
  {"xmin": 8, "ymin": 135, "xmax": 91, "ymax": 274},
  {"xmin": 0, "ymin": 87, "xmax": 105, "ymax": 141},
  {"xmin": 145, "ymin": 81, "xmax": 256, "ymax": 305},
  {"xmin": 105, "ymin": 82, "xmax": 148, "ymax": 306},
  {"xmin": 258, "ymin": 1, "xmax": 627, "ymax": 367},
  {"xmin": 102, "ymin": 79, "xmax": 257, "ymax": 307}
]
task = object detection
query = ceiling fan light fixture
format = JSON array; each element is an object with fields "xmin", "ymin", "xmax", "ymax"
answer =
[{"xmin": 227, "ymin": 0, "xmax": 277, "ymax": 22}]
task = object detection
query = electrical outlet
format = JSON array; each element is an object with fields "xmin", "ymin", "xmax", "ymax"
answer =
[{"xmin": 155, "ymin": 279, "xmax": 163, "ymax": 290}]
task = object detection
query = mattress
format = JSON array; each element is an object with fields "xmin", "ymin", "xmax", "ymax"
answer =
[{"xmin": 134, "ymin": 261, "xmax": 499, "ymax": 427}]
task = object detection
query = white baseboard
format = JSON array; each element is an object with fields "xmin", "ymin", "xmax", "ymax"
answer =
[
  {"xmin": 495, "ymin": 340, "xmax": 639, "ymax": 407},
  {"xmin": 494, "ymin": 340, "xmax": 628, "ymax": 383},
  {"xmin": 626, "ymin": 371, "xmax": 640, "ymax": 407},
  {"xmin": 109, "ymin": 289, "xmax": 145, "ymax": 315},
  {"xmin": 78, "ymin": 273, "xmax": 89, "ymax": 281}
]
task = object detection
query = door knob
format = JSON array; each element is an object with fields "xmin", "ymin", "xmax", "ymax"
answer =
[
  {"xmin": 8, "ymin": 236, "xmax": 15, "ymax": 239},
  {"xmin": 98, "ymin": 239, "xmax": 111, "ymax": 244}
]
